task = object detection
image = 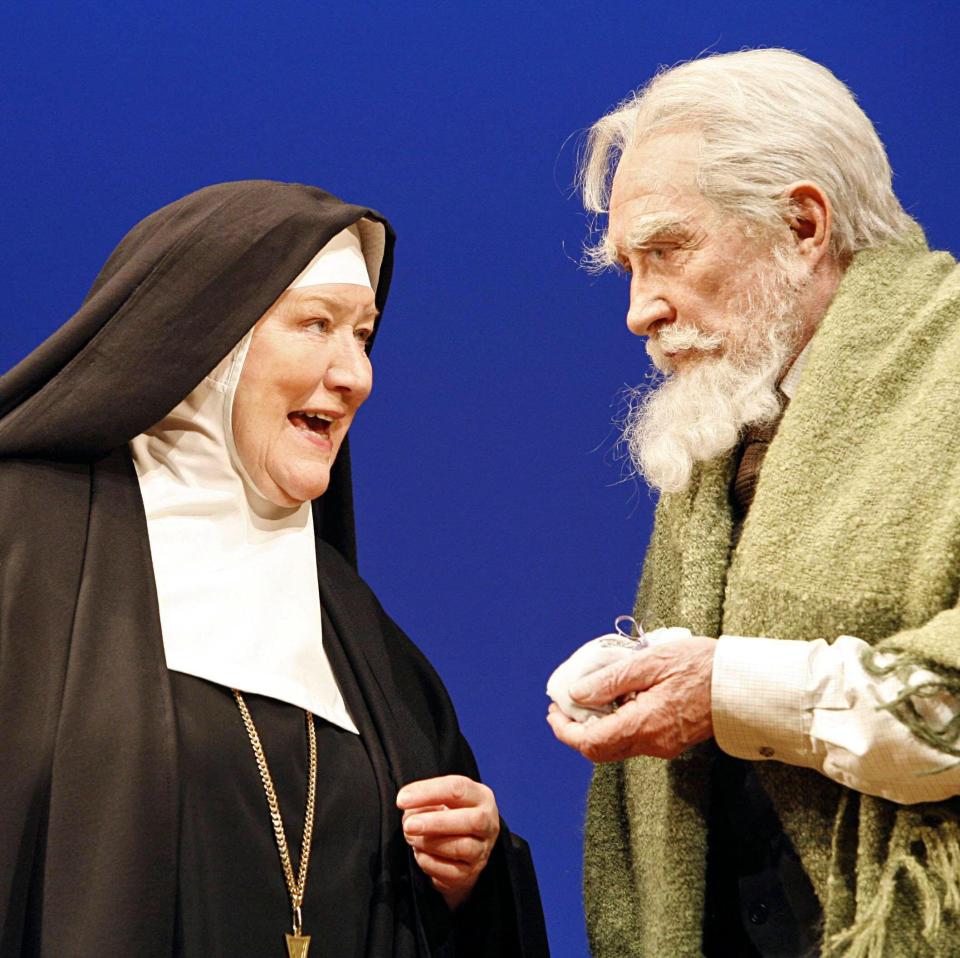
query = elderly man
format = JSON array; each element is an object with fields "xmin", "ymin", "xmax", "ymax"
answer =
[{"xmin": 547, "ymin": 49, "xmax": 960, "ymax": 957}]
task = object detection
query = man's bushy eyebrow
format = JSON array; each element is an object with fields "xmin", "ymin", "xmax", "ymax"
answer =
[
  {"xmin": 581, "ymin": 231, "xmax": 618, "ymax": 273},
  {"xmin": 621, "ymin": 215, "xmax": 690, "ymax": 250},
  {"xmin": 582, "ymin": 212, "xmax": 694, "ymax": 273}
]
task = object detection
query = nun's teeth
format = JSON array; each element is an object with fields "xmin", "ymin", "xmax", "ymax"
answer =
[{"xmin": 296, "ymin": 412, "xmax": 332, "ymax": 431}]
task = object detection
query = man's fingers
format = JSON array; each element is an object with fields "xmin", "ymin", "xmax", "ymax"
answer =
[
  {"xmin": 550, "ymin": 682, "xmax": 712, "ymax": 762},
  {"xmin": 548, "ymin": 701, "xmax": 631, "ymax": 754},
  {"xmin": 546, "ymin": 702, "xmax": 577, "ymax": 730},
  {"xmin": 548, "ymin": 694, "xmax": 668, "ymax": 762},
  {"xmin": 547, "ymin": 704, "xmax": 588, "ymax": 746},
  {"xmin": 568, "ymin": 638, "xmax": 711, "ymax": 707},
  {"xmin": 569, "ymin": 656, "xmax": 654, "ymax": 707},
  {"xmin": 548, "ymin": 637, "xmax": 717, "ymax": 763}
]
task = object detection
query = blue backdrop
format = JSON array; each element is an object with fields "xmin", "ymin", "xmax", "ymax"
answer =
[{"xmin": 2, "ymin": 2, "xmax": 957, "ymax": 954}]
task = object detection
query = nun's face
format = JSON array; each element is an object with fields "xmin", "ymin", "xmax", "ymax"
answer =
[{"xmin": 232, "ymin": 283, "xmax": 377, "ymax": 506}]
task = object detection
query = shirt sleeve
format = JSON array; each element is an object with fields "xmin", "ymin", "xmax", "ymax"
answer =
[{"xmin": 712, "ymin": 634, "xmax": 960, "ymax": 804}]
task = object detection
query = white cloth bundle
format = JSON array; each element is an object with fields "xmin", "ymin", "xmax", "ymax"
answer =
[{"xmin": 547, "ymin": 626, "xmax": 692, "ymax": 722}]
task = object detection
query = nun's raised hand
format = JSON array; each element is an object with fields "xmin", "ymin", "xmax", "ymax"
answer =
[{"xmin": 396, "ymin": 775, "xmax": 500, "ymax": 910}]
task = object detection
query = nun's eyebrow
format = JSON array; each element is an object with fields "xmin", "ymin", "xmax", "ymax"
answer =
[{"xmin": 294, "ymin": 290, "xmax": 380, "ymax": 320}]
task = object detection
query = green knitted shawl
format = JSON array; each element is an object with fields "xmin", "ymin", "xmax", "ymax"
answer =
[{"xmin": 584, "ymin": 231, "xmax": 960, "ymax": 958}]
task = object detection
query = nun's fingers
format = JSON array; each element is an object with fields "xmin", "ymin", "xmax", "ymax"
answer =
[
  {"xmin": 398, "ymin": 776, "xmax": 500, "ymax": 910},
  {"xmin": 411, "ymin": 849, "xmax": 477, "ymax": 886},
  {"xmin": 402, "ymin": 804, "xmax": 498, "ymax": 842},
  {"xmin": 397, "ymin": 775, "xmax": 495, "ymax": 813},
  {"xmin": 398, "ymin": 775, "xmax": 499, "ymax": 845},
  {"xmin": 403, "ymin": 832, "xmax": 487, "ymax": 863}
]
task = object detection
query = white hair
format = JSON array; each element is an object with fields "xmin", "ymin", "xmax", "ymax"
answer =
[{"xmin": 579, "ymin": 48, "xmax": 914, "ymax": 261}]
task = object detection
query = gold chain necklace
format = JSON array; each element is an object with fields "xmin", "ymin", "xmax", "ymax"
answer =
[{"xmin": 233, "ymin": 689, "xmax": 317, "ymax": 958}]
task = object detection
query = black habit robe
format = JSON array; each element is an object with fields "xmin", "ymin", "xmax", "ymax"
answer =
[{"xmin": 0, "ymin": 181, "xmax": 548, "ymax": 957}]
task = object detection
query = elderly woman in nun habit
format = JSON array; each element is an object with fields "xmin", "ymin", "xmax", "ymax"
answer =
[{"xmin": 0, "ymin": 181, "xmax": 548, "ymax": 958}]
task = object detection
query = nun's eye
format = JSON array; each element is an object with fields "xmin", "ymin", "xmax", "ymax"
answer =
[{"xmin": 307, "ymin": 318, "xmax": 331, "ymax": 335}]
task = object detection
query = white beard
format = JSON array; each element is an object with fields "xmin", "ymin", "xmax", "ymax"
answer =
[{"xmin": 622, "ymin": 257, "xmax": 807, "ymax": 494}]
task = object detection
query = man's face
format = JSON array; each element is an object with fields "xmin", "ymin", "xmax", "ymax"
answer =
[
  {"xmin": 607, "ymin": 131, "xmax": 810, "ymax": 493},
  {"xmin": 232, "ymin": 283, "xmax": 377, "ymax": 506},
  {"xmin": 607, "ymin": 131, "xmax": 779, "ymax": 370}
]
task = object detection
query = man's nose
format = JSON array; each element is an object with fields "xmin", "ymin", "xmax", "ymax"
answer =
[{"xmin": 625, "ymin": 288, "xmax": 675, "ymax": 337}]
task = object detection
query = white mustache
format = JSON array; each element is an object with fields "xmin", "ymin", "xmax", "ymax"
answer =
[{"xmin": 655, "ymin": 324, "xmax": 724, "ymax": 354}]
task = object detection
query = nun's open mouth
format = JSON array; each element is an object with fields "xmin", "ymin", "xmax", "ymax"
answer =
[{"xmin": 288, "ymin": 411, "xmax": 333, "ymax": 436}]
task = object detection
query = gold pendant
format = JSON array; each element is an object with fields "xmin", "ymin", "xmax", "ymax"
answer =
[{"xmin": 285, "ymin": 932, "xmax": 311, "ymax": 958}]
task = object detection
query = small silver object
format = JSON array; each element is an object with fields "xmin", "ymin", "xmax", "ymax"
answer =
[{"xmin": 598, "ymin": 615, "xmax": 648, "ymax": 650}]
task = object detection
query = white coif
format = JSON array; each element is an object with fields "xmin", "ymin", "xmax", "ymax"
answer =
[{"xmin": 128, "ymin": 225, "xmax": 384, "ymax": 733}]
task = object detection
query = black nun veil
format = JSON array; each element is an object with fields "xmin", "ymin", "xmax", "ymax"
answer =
[
  {"xmin": 0, "ymin": 179, "xmax": 379, "ymax": 555},
  {"xmin": 0, "ymin": 182, "xmax": 547, "ymax": 957}
]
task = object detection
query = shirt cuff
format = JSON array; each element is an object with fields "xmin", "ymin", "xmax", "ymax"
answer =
[{"xmin": 712, "ymin": 635, "xmax": 819, "ymax": 768}]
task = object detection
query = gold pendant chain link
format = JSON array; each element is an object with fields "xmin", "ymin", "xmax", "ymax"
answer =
[{"xmin": 233, "ymin": 689, "xmax": 317, "ymax": 933}]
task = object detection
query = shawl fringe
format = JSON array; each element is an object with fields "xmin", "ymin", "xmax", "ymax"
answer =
[
  {"xmin": 862, "ymin": 648, "xmax": 960, "ymax": 760},
  {"xmin": 825, "ymin": 821, "xmax": 960, "ymax": 958}
]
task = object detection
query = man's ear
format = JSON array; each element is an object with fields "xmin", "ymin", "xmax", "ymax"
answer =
[{"xmin": 783, "ymin": 181, "xmax": 833, "ymax": 266}]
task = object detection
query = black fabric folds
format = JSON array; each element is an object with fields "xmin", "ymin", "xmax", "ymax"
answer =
[{"xmin": 0, "ymin": 181, "xmax": 547, "ymax": 957}]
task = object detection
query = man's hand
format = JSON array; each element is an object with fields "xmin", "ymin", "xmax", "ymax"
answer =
[
  {"xmin": 547, "ymin": 635, "xmax": 717, "ymax": 762},
  {"xmin": 397, "ymin": 775, "xmax": 500, "ymax": 910}
]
